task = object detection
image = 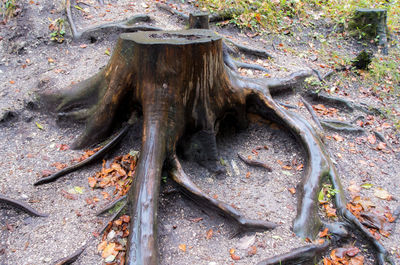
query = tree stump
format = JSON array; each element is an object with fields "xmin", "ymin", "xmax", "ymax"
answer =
[
  {"xmin": 349, "ymin": 8, "xmax": 388, "ymax": 54},
  {"xmin": 189, "ymin": 12, "xmax": 210, "ymax": 29},
  {"xmin": 40, "ymin": 29, "xmax": 394, "ymax": 264}
]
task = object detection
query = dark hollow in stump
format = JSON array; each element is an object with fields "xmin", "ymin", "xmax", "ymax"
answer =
[{"xmin": 40, "ymin": 29, "xmax": 392, "ymax": 264}]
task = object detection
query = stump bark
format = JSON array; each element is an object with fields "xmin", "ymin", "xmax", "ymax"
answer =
[{"xmin": 40, "ymin": 29, "xmax": 393, "ymax": 264}]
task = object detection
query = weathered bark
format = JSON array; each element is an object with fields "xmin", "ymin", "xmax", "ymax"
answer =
[{"xmin": 39, "ymin": 29, "xmax": 393, "ymax": 264}]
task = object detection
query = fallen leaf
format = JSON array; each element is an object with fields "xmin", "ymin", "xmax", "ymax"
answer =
[
  {"xmin": 349, "ymin": 255, "xmax": 364, "ymax": 265},
  {"xmin": 248, "ymin": 246, "xmax": 257, "ymax": 256},
  {"xmin": 190, "ymin": 217, "xmax": 203, "ymax": 223},
  {"xmin": 206, "ymin": 229, "xmax": 213, "ymax": 240},
  {"xmin": 360, "ymin": 183, "xmax": 373, "ymax": 189},
  {"xmin": 333, "ymin": 134, "xmax": 344, "ymax": 142},
  {"xmin": 35, "ymin": 122, "xmax": 44, "ymax": 130},
  {"xmin": 97, "ymin": 241, "xmax": 107, "ymax": 252},
  {"xmin": 318, "ymin": 227, "xmax": 329, "ymax": 238},
  {"xmin": 348, "ymin": 183, "xmax": 361, "ymax": 195},
  {"xmin": 102, "ymin": 242, "xmax": 117, "ymax": 258},
  {"xmin": 88, "ymin": 177, "xmax": 97, "ymax": 188},
  {"xmin": 288, "ymin": 187, "xmax": 296, "ymax": 194},
  {"xmin": 9, "ymin": 80, "xmax": 15, "ymax": 84},
  {"xmin": 324, "ymin": 204, "xmax": 337, "ymax": 217},
  {"xmin": 58, "ymin": 144, "xmax": 70, "ymax": 151},
  {"xmin": 178, "ymin": 244, "xmax": 186, "ymax": 252},
  {"xmin": 374, "ymin": 188, "xmax": 392, "ymax": 200}
]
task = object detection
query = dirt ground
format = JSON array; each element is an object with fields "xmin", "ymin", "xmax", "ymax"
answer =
[{"xmin": 0, "ymin": 0, "xmax": 399, "ymax": 265}]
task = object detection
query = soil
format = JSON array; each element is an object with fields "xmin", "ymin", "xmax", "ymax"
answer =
[{"xmin": 0, "ymin": 0, "xmax": 399, "ymax": 265}]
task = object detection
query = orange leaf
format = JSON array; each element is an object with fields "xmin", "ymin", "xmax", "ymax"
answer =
[
  {"xmin": 288, "ymin": 187, "xmax": 296, "ymax": 194},
  {"xmin": 178, "ymin": 244, "xmax": 186, "ymax": 252},
  {"xmin": 206, "ymin": 229, "xmax": 213, "ymax": 240},
  {"xmin": 88, "ymin": 177, "xmax": 97, "ymax": 188},
  {"xmin": 102, "ymin": 242, "xmax": 117, "ymax": 258},
  {"xmin": 319, "ymin": 227, "xmax": 329, "ymax": 238},
  {"xmin": 248, "ymin": 246, "xmax": 257, "ymax": 256},
  {"xmin": 9, "ymin": 80, "xmax": 15, "ymax": 84},
  {"xmin": 349, "ymin": 255, "xmax": 364, "ymax": 265},
  {"xmin": 230, "ymin": 253, "xmax": 241, "ymax": 260}
]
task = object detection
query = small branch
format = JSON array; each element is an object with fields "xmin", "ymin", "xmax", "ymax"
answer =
[
  {"xmin": 34, "ymin": 122, "xmax": 132, "ymax": 185},
  {"xmin": 224, "ymin": 39, "xmax": 273, "ymax": 59},
  {"xmin": 0, "ymin": 194, "xmax": 48, "ymax": 217},
  {"xmin": 155, "ymin": 3, "xmax": 189, "ymax": 21},
  {"xmin": 301, "ymin": 97, "xmax": 323, "ymax": 131},
  {"xmin": 237, "ymin": 153, "xmax": 272, "ymax": 171}
]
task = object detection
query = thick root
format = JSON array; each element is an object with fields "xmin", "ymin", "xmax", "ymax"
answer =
[
  {"xmin": 0, "ymin": 194, "xmax": 48, "ymax": 217},
  {"xmin": 169, "ymin": 157, "xmax": 277, "ymax": 232},
  {"xmin": 34, "ymin": 120, "xmax": 133, "ymax": 186}
]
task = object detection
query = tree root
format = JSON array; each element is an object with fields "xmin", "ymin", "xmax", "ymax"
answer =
[
  {"xmin": 320, "ymin": 119, "xmax": 365, "ymax": 133},
  {"xmin": 34, "ymin": 121, "xmax": 133, "ymax": 186},
  {"xmin": 0, "ymin": 194, "xmax": 48, "ymax": 217},
  {"xmin": 66, "ymin": 0, "xmax": 161, "ymax": 41},
  {"xmin": 96, "ymin": 195, "xmax": 127, "ymax": 216},
  {"xmin": 53, "ymin": 204, "xmax": 125, "ymax": 265},
  {"xmin": 169, "ymin": 157, "xmax": 277, "ymax": 232},
  {"xmin": 234, "ymin": 61, "xmax": 269, "ymax": 72},
  {"xmin": 155, "ymin": 3, "xmax": 189, "ymax": 21},
  {"xmin": 224, "ymin": 38, "xmax": 273, "ymax": 59},
  {"xmin": 237, "ymin": 152, "xmax": 272, "ymax": 171},
  {"xmin": 301, "ymin": 96, "xmax": 323, "ymax": 131},
  {"xmin": 305, "ymin": 91, "xmax": 386, "ymax": 117},
  {"xmin": 257, "ymin": 241, "xmax": 329, "ymax": 265}
]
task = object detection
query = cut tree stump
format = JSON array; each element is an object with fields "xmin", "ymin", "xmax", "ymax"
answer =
[
  {"xmin": 39, "ymin": 29, "xmax": 394, "ymax": 264},
  {"xmin": 349, "ymin": 8, "xmax": 388, "ymax": 54}
]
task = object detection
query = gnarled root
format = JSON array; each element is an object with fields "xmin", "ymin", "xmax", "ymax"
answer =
[
  {"xmin": 169, "ymin": 156, "xmax": 277, "ymax": 232},
  {"xmin": 0, "ymin": 194, "xmax": 48, "ymax": 217}
]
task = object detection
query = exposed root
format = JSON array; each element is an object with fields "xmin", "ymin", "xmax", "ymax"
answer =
[
  {"xmin": 66, "ymin": 0, "xmax": 161, "ymax": 41},
  {"xmin": 264, "ymin": 69, "xmax": 312, "ymax": 94},
  {"xmin": 34, "ymin": 121, "xmax": 133, "ymax": 186},
  {"xmin": 237, "ymin": 152, "xmax": 272, "ymax": 171},
  {"xmin": 305, "ymin": 91, "xmax": 387, "ymax": 117},
  {"xmin": 257, "ymin": 241, "xmax": 329, "ymax": 265},
  {"xmin": 96, "ymin": 195, "xmax": 127, "ymax": 216},
  {"xmin": 209, "ymin": 8, "xmax": 243, "ymax": 22},
  {"xmin": 53, "ymin": 200, "xmax": 126, "ymax": 265},
  {"xmin": 234, "ymin": 61, "xmax": 269, "ymax": 72},
  {"xmin": 0, "ymin": 194, "xmax": 48, "ymax": 217},
  {"xmin": 301, "ymin": 96, "xmax": 323, "ymax": 131},
  {"xmin": 320, "ymin": 120, "xmax": 365, "ymax": 133},
  {"xmin": 224, "ymin": 38, "xmax": 273, "ymax": 59},
  {"xmin": 156, "ymin": 3, "xmax": 189, "ymax": 21},
  {"xmin": 53, "ymin": 245, "xmax": 86, "ymax": 265},
  {"xmin": 169, "ymin": 157, "xmax": 277, "ymax": 232},
  {"xmin": 276, "ymin": 101, "xmax": 297, "ymax": 109}
]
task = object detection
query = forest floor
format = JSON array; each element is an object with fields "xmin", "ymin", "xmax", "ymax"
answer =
[{"xmin": 0, "ymin": 0, "xmax": 399, "ymax": 265}]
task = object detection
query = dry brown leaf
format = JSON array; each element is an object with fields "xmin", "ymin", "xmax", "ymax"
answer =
[
  {"xmin": 288, "ymin": 187, "xmax": 296, "ymax": 194},
  {"xmin": 248, "ymin": 246, "xmax": 257, "ymax": 256},
  {"xmin": 374, "ymin": 188, "xmax": 392, "ymax": 200},
  {"xmin": 102, "ymin": 242, "xmax": 117, "ymax": 258},
  {"xmin": 333, "ymin": 134, "xmax": 344, "ymax": 142},
  {"xmin": 318, "ymin": 227, "xmax": 329, "ymax": 238},
  {"xmin": 97, "ymin": 241, "xmax": 107, "ymax": 252},
  {"xmin": 178, "ymin": 244, "xmax": 186, "ymax": 252},
  {"xmin": 206, "ymin": 229, "xmax": 213, "ymax": 240},
  {"xmin": 349, "ymin": 255, "xmax": 364, "ymax": 265}
]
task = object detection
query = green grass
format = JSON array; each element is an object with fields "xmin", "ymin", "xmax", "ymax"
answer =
[
  {"xmin": 198, "ymin": 0, "xmax": 400, "ymax": 33},
  {"xmin": 0, "ymin": 0, "xmax": 18, "ymax": 21}
]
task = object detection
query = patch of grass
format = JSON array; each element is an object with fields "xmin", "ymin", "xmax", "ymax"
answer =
[
  {"xmin": 198, "ymin": 0, "xmax": 400, "ymax": 33},
  {"xmin": 48, "ymin": 18, "xmax": 65, "ymax": 43},
  {"xmin": 0, "ymin": 0, "xmax": 19, "ymax": 22}
]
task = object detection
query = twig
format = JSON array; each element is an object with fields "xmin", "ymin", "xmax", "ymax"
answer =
[
  {"xmin": 34, "ymin": 123, "xmax": 132, "ymax": 185},
  {"xmin": 237, "ymin": 153, "xmax": 272, "ymax": 171},
  {"xmin": 301, "ymin": 97, "xmax": 323, "ymax": 131},
  {"xmin": 0, "ymin": 194, "xmax": 48, "ymax": 217}
]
